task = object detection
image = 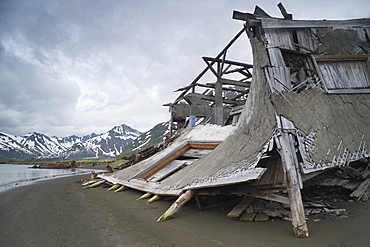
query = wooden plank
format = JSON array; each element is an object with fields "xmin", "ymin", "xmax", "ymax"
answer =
[
  {"xmin": 350, "ymin": 178, "xmax": 370, "ymax": 198},
  {"xmin": 188, "ymin": 142, "xmax": 219, "ymax": 149},
  {"xmin": 183, "ymin": 168, "xmax": 267, "ymax": 190},
  {"xmin": 278, "ymin": 131, "xmax": 309, "ymax": 238},
  {"xmin": 343, "ymin": 180, "xmax": 362, "ymax": 190},
  {"xmin": 361, "ymin": 188, "xmax": 370, "ymax": 201},
  {"xmin": 181, "ymin": 149, "xmax": 213, "ymax": 159},
  {"xmin": 147, "ymin": 160, "xmax": 189, "ymax": 182},
  {"xmin": 138, "ymin": 143, "xmax": 190, "ymax": 179},
  {"xmin": 261, "ymin": 17, "xmax": 370, "ymax": 29},
  {"xmin": 227, "ymin": 197, "xmax": 254, "ymax": 218},
  {"xmin": 218, "ymin": 78, "xmax": 251, "ymax": 88},
  {"xmin": 233, "ymin": 11, "xmax": 370, "ymax": 28},
  {"xmin": 314, "ymin": 55, "xmax": 369, "ymax": 62},
  {"xmin": 362, "ymin": 169, "xmax": 370, "ymax": 179},
  {"xmin": 240, "ymin": 212, "xmax": 257, "ymax": 222},
  {"xmin": 190, "ymin": 94, "xmax": 240, "ymax": 105},
  {"xmin": 254, "ymin": 213, "xmax": 269, "ymax": 222},
  {"xmin": 322, "ymin": 178, "xmax": 347, "ymax": 187},
  {"xmin": 248, "ymin": 192, "xmax": 290, "ymax": 205},
  {"xmin": 267, "ymin": 47, "xmax": 286, "ymax": 67}
]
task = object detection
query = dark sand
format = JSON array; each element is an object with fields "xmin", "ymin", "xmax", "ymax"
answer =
[{"xmin": 1, "ymin": 170, "xmax": 369, "ymax": 247}]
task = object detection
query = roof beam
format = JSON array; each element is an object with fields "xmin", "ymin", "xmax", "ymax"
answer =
[
  {"xmin": 233, "ymin": 11, "xmax": 370, "ymax": 29},
  {"xmin": 219, "ymin": 78, "xmax": 251, "ymax": 88},
  {"xmin": 203, "ymin": 57, "xmax": 253, "ymax": 68}
]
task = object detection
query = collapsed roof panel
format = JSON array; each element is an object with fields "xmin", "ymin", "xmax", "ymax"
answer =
[{"xmin": 273, "ymin": 90, "xmax": 370, "ymax": 173}]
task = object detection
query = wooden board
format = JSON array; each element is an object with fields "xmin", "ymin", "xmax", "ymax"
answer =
[
  {"xmin": 147, "ymin": 161, "xmax": 186, "ymax": 182},
  {"xmin": 350, "ymin": 178, "xmax": 370, "ymax": 198},
  {"xmin": 227, "ymin": 197, "xmax": 254, "ymax": 218},
  {"xmin": 181, "ymin": 149, "xmax": 213, "ymax": 159},
  {"xmin": 240, "ymin": 212, "xmax": 257, "ymax": 222},
  {"xmin": 254, "ymin": 213, "xmax": 269, "ymax": 222},
  {"xmin": 183, "ymin": 168, "xmax": 266, "ymax": 190}
]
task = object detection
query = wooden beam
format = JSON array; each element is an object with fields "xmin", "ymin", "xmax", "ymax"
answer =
[
  {"xmin": 174, "ymin": 27, "xmax": 247, "ymax": 104},
  {"xmin": 248, "ymin": 191, "xmax": 290, "ymax": 205},
  {"xmin": 233, "ymin": 10, "xmax": 370, "ymax": 28},
  {"xmin": 183, "ymin": 168, "xmax": 266, "ymax": 190},
  {"xmin": 138, "ymin": 144, "xmax": 190, "ymax": 179},
  {"xmin": 277, "ymin": 2, "xmax": 293, "ymax": 20},
  {"xmin": 232, "ymin": 11, "xmax": 257, "ymax": 23},
  {"xmin": 203, "ymin": 58, "xmax": 219, "ymax": 77},
  {"xmin": 203, "ymin": 57, "xmax": 253, "ymax": 68},
  {"xmin": 224, "ymin": 67, "xmax": 252, "ymax": 78},
  {"xmin": 157, "ymin": 190, "xmax": 195, "ymax": 221},
  {"xmin": 188, "ymin": 142, "xmax": 219, "ymax": 149},
  {"xmin": 259, "ymin": 18, "xmax": 370, "ymax": 29},
  {"xmin": 197, "ymin": 94, "xmax": 242, "ymax": 105},
  {"xmin": 219, "ymin": 78, "xmax": 251, "ymax": 88},
  {"xmin": 278, "ymin": 132, "xmax": 309, "ymax": 238},
  {"xmin": 314, "ymin": 55, "xmax": 369, "ymax": 62}
]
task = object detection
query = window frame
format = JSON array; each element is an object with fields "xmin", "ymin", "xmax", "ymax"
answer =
[{"xmin": 312, "ymin": 55, "xmax": 370, "ymax": 94}]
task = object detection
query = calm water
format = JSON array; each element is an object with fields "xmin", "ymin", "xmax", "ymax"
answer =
[{"xmin": 0, "ymin": 164, "xmax": 102, "ymax": 193}]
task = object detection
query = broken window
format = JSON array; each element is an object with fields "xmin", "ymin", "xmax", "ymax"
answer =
[{"xmin": 314, "ymin": 55, "xmax": 370, "ymax": 93}]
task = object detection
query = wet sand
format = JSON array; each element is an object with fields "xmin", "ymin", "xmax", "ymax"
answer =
[{"xmin": 0, "ymin": 173, "xmax": 369, "ymax": 247}]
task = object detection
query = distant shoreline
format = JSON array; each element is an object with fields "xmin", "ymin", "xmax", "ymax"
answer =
[{"xmin": 0, "ymin": 163, "xmax": 107, "ymax": 193}]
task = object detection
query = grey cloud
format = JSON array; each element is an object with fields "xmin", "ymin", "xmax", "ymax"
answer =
[{"xmin": 0, "ymin": 0, "xmax": 369, "ymax": 137}]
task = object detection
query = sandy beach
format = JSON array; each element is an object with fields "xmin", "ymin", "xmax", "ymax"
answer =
[{"xmin": 1, "ymin": 170, "xmax": 369, "ymax": 247}]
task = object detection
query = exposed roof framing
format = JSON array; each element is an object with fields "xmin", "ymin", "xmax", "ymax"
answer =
[
  {"xmin": 233, "ymin": 11, "xmax": 370, "ymax": 29},
  {"xmin": 164, "ymin": 26, "xmax": 253, "ymax": 129}
]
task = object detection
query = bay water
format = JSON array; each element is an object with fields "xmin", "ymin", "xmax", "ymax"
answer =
[{"xmin": 0, "ymin": 164, "xmax": 102, "ymax": 193}]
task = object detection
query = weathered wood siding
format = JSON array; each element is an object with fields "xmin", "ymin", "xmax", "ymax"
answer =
[{"xmin": 317, "ymin": 60, "xmax": 370, "ymax": 89}]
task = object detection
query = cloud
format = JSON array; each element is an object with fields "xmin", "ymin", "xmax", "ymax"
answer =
[{"xmin": 0, "ymin": 0, "xmax": 369, "ymax": 137}]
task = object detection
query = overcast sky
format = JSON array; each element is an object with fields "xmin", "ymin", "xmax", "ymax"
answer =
[{"xmin": 1, "ymin": 0, "xmax": 369, "ymax": 137}]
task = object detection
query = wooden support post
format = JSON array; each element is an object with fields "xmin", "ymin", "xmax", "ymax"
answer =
[
  {"xmin": 84, "ymin": 180, "xmax": 105, "ymax": 189},
  {"xmin": 137, "ymin": 192, "xmax": 152, "ymax": 200},
  {"xmin": 147, "ymin": 195, "xmax": 161, "ymax": 203},
  {"xmin": 107, "ymin": 184, "xmax": 120, "ymax": 191},
  {"xmin": 157, "ymin": 190, "xmax": 195, "ymax": 222},
  {"xmin": 114, "ymin": 185, "xmax": 126, "ymax": 192},
  {"xmin": 278, "ymin": 132, "xmax": 309, "ymax": 238}
]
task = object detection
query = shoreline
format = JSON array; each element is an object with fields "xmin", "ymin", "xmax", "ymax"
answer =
[
  {"xmin": 0, "ymin": 164, "xmax": 107, "ymax": 193},
  {"xmin": 0, "ymin": 174, "xmax": 369, "ymax": 247}
]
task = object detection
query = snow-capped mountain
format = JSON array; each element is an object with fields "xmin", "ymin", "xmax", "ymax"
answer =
[
  {"xmin": 120, "ymin": 122, "xmax": 170, "ymax": 157},
  {"xmin": 0, "ymin": 124, "xmax": 142, "ymax": 161}
]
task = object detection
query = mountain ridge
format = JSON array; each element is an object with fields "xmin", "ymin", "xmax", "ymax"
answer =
[{"xmin": 0, "ymin": 123, "xmax": 143, "ymax": 161}]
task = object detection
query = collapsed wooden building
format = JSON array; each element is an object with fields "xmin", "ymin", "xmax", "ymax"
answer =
[{"xmin": 92, "ymin": 3, "xmax": 370, "ymax": 238}]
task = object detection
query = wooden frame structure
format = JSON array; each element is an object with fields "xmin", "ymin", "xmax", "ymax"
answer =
[{"xmin": 164, "ymin": 28, "xmax": 253, "ymax": 131}]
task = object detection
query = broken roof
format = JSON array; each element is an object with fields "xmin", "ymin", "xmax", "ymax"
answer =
[{"xmin": 101, "ymin": 4, "xmax": 370, "ymax": 195}]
